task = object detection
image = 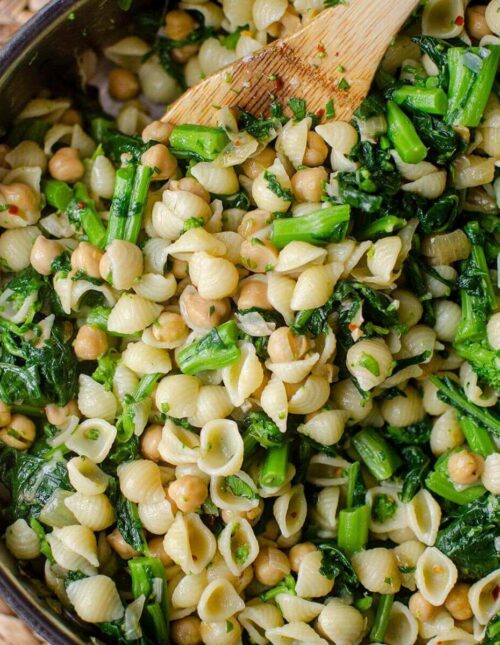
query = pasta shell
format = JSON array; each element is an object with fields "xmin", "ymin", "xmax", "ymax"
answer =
[
  {"xmin": 171, "ymin": 571, "xmax": 207, "ymax": 609},
  {"xmin": 288, "ymin": 374, "xmax": 330, "ymax": 414},
  {"xmin": 253, "ymin": 0, "xmax": 287, "ymax": 30},
  {"xmin": 277, "ymin": 117, "xmax": 311, "ymax": 169},
  {"xmin": 394, "ymin": 540, "xmax": 426, "ymax": 591},
  {"xmin": 295, "ymin": 550, "xmax": 334, "ymax": 598},
  {"xmin": 5, "ymin": 519, "xmax": 41, "ymax": 560},
  {"xmin": 77, "ymin": 375, "xmax": 117, "ymax": 422},
  {"xmin": 210, "ymin": 471, "xmax": 260, "ymax": 512},
  {"xmin": 188, "ymin": 385, "xmax": 234, "ymax": 427},
  {"xmin": 273, "ymin": 484, "xmax": 307, "ymax": 538},
  {"xmin": 384, "ymin": 601, "xmax": 419, "ymax": 645},
  {"xmin": 316, "ymin": 121, "xmax": 358, "ymax": 154},
  {"xmin": 122, "ymin": 341, "xmax": 172, "ymax": 376},
  {"xmin": 156, "ymin": 374, "xmax": 201, "ymax": 418},
  {"xmin": 0, "ymin": 226, "xmax": 39, "ymax": 271},
  {"xmin": 260, "ymin": 373, "xmax": 288, "ymax": 433},
  {"xmin": 159, "ymin": 419, "xmax": 200, "ymax": 465},
  {"xmin": 222, "ymin": 341, "xmax": 264, "ymax": 406},
  {"xmin": 133, "ymin": 272, "xmax": 177, "ymax": 302},
  {"xmin": 274, "ymin": 241, "xmax": 326, "ymax": 274},
  {"xmin": 52, "ymin": 525, "xmax": 99, "ymax": 567},
  {"xmin": 415, "ymin": 546, "xmax": 458, "ymax": 606},
  {"xmin": 422, "ymin": 0, "xmax": 465, "ymax": 38},
  {"xmin": 189, "ymin": 251, "xmax": 239, "ymax": 299},
  {"xmin": 298, "ymin": 410, "xmax": 347, "ymax": 446},
  {"xmin": 198, "ymin": 419, "xmax": 244, "ymax": 476},
  {"xmin": 67, "ymin": 456, "xmax": 109, "ymax": 495},
  {"xmin": 197, "ymin": 578, "xmax": 245, "ymax": 622},
  {"xmin": 108, "ymin": 294, "xmax": 162, "ymax": 335},
  {"xmin": 276, "ymin": 594, "xmax": 323, "ymax": 624},
  {"xmin": 138, "ymin": 499, "xmax": 175, "ymax": 535},
  {"xmin": 352, "ymin": 548, "xmax": 401, "ymax": 594},
  {"xmin": 218, "ymin": 518, "xmax": 259, "ymax": 575},
  {"xmin": 168, "ymin": 227, "xmax": 226, "ymax": 260},
  {"xmin": 317, "ymin": 599, "xmax": 366, "ymax": 645},
  {"xmin": 266, "ymin": 352, "xmax": 320, "ymax": 384},
  {"xmin": 164, "ymin": 512, "xmax": 217, "ymax": 575},
  {"xmin": 468, "ymin": 568, "xmax": 500, "ymax": 625},
  {"xmin": 67, "ymin": 575, "xmax": 124, "ymax": 623},
  {"xmin": 407, "ymin": 489, "xmax": 441, "ymax": 546},
  {"xmin": 239, "ymin": 603, "xmax": 283, "ymax": 645},
  {"xmin": 118, "ymin": 460, "xmax": 165, "ymax": 504},
  {"xmin": 266, "ymin": 622, "xmax": 328, "ymax": 645},
  {"xmin": 64, "ymin": 493, "xmax": 115, "ymax": 531}
]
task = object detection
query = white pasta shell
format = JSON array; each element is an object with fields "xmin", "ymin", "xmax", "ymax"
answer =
[
  {"xmin": 159, "ymin": 419, "xmax": 200, "ymax": 465},
  {"xmin": 239, "ymin": 603, "xmax": 283, "ymax": 645},
  {"xmin": 67, "ymin": 417, "xmax": 117, "ymax": 463},
  {"xmin": 108, "ymin": 294, "xmax": 162, "ymax": 335},
  {"xmin": 198, "ymin": 418, "xmax": 244, "ymax": 477},
  {"xmin": 384, "ymin": 601, "xmax": 419, "ymax": 645},
  {"xmin": 275, "ymin": 594, "xmax": 323, "ymax": 624},
  {"xmin": 5, "ymin": 519, "xmax": 41, "ymax": 560},
  {"xmin": 316, "ymin": 121, "xmax": 358, "ymax": 154},
  {"xmin": 415, "ymin": 546, "xmax": 458, "ymax": 606},
  {"xmin": 391, "ymin": 150, "xmax": 437, "ymax": 181},
  {"xmin": 346, "ymin": 338, "xmax": 393, "ymax": 391},
  {"xmin": 352, "ymin": 548, "xmax": 401, "ymax": 594},
  {"xmin": 67, "ymin": 576, "xmax": 124, "ymax": 623},
  {"xmin": 468, "ymin": 568, "xmax": 500, "ymax": 625},
  {"xmin": 380, "ymin": 386, "xmax": 425, "ymax": 427},
  {"xmin": 137, "ymin": 499, "xmax": 174, "ymax": 535},
  {"xmin": 290, "ymin": 262, "xmax": 343, "ymax": 310},
  {"xmin": 274, "ymin": 241, "xmax": 326, "ymax": 273},
  {"xmin": 394, "ymin": 540, "xmax": 426, "ymax": 591},
  {"xmin": 367, "ymin": 236, "xmax": 402, "ymax": 283},
  {"xmin": 222, "ymin": 341, "xmax": 264, "ymax": 406},
  {"xmin": 52, "ymin": 525, "xmax": 99, "ymax": 567},
  {"xmin": 103, "ymin": 35, "xmax": 149, "ymax": 70},
  {"xmin": 266, "ymin": 622, "xmax": 328, "ymax": 645},
  {"xmin": 164, "ymin": 512, "xmax": 217, "ymax": 575},
  {"xmin": 133, "ymin": 272, "xmax": 177, "ymax": 302},
  {"xmin": 122, "ymin": 341, "xmax": 172, "ymax": 376},
  {"xmin": 267, "ymin": 352, "xmax": 320, "ymax": 384},
  {"xmin": 306, "ymin": 455, "xmax": 350, "ymax": 487},
  {"xmin": 267, "ymin": 272, "xmax": 296, "ymax": 324},
  {"xmin": 252, "ymin": 158, "xmax": 292, "ymax": 213},
  {"xmin": 189, "ymin": 385, "xmax": 233, "ymax": 428},
  {"xmin": 112, "ymin": 363, "xmax": 139, "ymax": 402},
  {"xmin": 253, "ymin": 0, "xmax": 287, "ymax": 30},
  {"xmin": 422, "ymin": 0, "xmax": 465, "ymax": 38},
  {"xmin": 210, "ymin": 471, "xmax": 259, "ymax": 512},
  {"xmin": 295, "ymin": 550, "xmax": 334, "ymax": 598},
  {"xmin": 138, "ymin": 58, "xmax": 181, "ymax": 104},
  {"xmin": 482, "ymin": 453, "xmax": 500, "ymax": 494},
  {"xmin": 191, "ymin": 162, "xmax": 239, "ymax": 195},
  {"xmin": 198, "ymin": 37, "xmax": 237, "ymax": 76},
  {"xmin": 298, "ymin": 410, "xmax": 347, "ymax": 446},
  {"xmin": 90, "ymin": 155, "xmax": 115, "ymax": 199},
  {"xmin": 288, "ymin": 374, "xmax": 330, "ymax": 414},
  {"xmin": 118, "ymin": 459, "xmax": 165, "ymax": 504},
  {"xmin": 273, "ymin": 484, "xmax": 307, "ymax": 538},
  {"xmin": 197, "ymin": 578, "xmax": 245, "ymax": 622},
  {"xmin": 64, "ymin": 493, "xmax": 115, "ymax": 531},
  {"xmin": 46, "ymin": 533, "xmax": 96, "ymax": 576},
  {"xmin": 430, "ymin": 409, "xmax": 464, "ymax": 456},
  {"xmin": 426, "ymin": 628, "xmax": 476, "ymax": 645},
  {"xmin": 402, "ymin": 171, "xmax": 447, "ymax": 200},
  {"xmin": 407, "ymin": 489, "xmax": 441, "ymax": 546},
  {"xmin": 168, "ymin": 227, "xmax": 226, "ymax": 260},
  {"xmin": 366, "ymin": 485, "xmax": 408, "ymax": 534},
  {"xmin": 218, "ymin": 518, "xmax": 259, "ymax": 576},
  {"xmin": 0, "ymin": 226, "xmax": 39, "ymax": 271},
  {"xmin": 171, "ymin": 571, "xmax": 207, "ymax": 609},
  {"xmin": 189, "ymin": 251, "xmax": 239, "ymax": 299},
  {"xmin": 277, "ymin": 117, "xmax": 311, "ymax": 168},
  {"xmin": 156, "ymin": 374, "xmax": 200, "ymax": 418},
  {"xmin": 67, "ymin": 456, "xmax": 109, "ymax": 495},
  {"xmin": 312, "ymin": 486, "xmax": 340, "ymax": 533},
  {"xmin": 260, "ymin": 373, "xmax": 288, "ymax": 433},
  {"xmin": 317, "ymin": 599, "xmax": 366, "ymax": 645},
  {"xmin": 143, "ymin": 237, "xmax": 171, "ymax": 274},
  {"xmin": 77, "ymin": 375, "xmax": 117, "ymax": 422}
]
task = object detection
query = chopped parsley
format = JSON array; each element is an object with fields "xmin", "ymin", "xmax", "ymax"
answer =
[{"xmin": 264, "ymin": 171, "xmax": 293, "ymax": 201}]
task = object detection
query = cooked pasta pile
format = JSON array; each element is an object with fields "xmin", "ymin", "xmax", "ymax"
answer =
[{"xmin": 0, "ymin": 0, "xmax": 499, "ymax": 643}]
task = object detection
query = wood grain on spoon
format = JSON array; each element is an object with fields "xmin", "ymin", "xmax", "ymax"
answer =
[{"xmin": 162, "ymin": 0, "xmax": 420, "ymax": 126}]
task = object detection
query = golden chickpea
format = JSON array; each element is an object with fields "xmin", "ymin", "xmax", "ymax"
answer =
[
  {"xmin": 60, "ymin": 108, "xmax": 83, "ymax": 126},
  {"xmin": 140, "ymin": 424, "xmax": 163, "ymax": 462},
  {"xmin": 0, "ymin": 414, "xmax": 36, "ymax": 450},
  {"xmin": 107, "ymin": 528, "xmax": 140, "ymax": 560},
  {"xmin": 221, "ymin": 503, "xmax": 263, "ymax": 527},
  {"xmin": 409, "ymin": 591, "xmax": 437, "ymax": 622},
  {"xmin": 291, "ymin": 167, "xmax": 328, "ymax": 202},
  {"xmin": 0, "ymin": 402, "xmax": 11, "ymax": 428},
  {"xmin": 71, "ymin": 242, "xmax": 104, "ymax": 279},
  {"xmin": 254, "ymin": 546, "xmax": 291, "ymax": 586},
  {"xmin": 445, "ymin": 583, "xmax": 473, "ymax": 621},
  {"xmin": 141, "ymin": 144, "xmax": 178, "ymax": 180},
  {"xmin": 172, "ymin": 259, "xmax": 189, "ymax": 279},
  {"xmin": 142, "ymin": 120, "xmax": 174, "ymax": 144},
  {"xmin": 288, "ymin": 542, "xmax": 317, "ymax": 573},
  {"xmin": 108, "ymin": 68, "xmax": 140, "ymax": 101},
  {"xmin": 48, "ymin": 147, "xmax": 84, "ymax": 183},
  {"xmin": 183, "ymin": 291, "xmax": 230, "ymax": 329},
  {"xmin": 170, "ymin": 616, "xmax": 202, "ymax": 645},
  {"xmin": 152, "ymin": 312, "xmax": 188, "ymax": 345},
  {"xmin": 448, "ymin": 450, "xmax": 484, "ymax": 485},
  {"xmin": 171, "ymin": 44, "xmax": 199, "ymax": 64},
  {"xmin": 268, "ymin": 326, "xmax": 310, "ymax": 363},
  {"xmin": 466, "ymin": 5, "xmax": 491, "ymax": 40},
  {"xmin": 73, "ymin": 324, "xmax": 108, "ymax": 361},
  {"xmin": 0, "ymin": 182, "xmax": 38, "ymax": 215},
  {"xmin": 260, "ymin": 518, "xmax": 280, "ymax": 541},
  {"xmin": 242, "ymin": 147, "xmax": 277, "ymax": 180},
  {"xmin": 148, "ymin": 536, "xmax": 174, "ymax": 567},
  {"xmin": 171, "ymin": 176, "xmax": 210, "ymax": 203},
  {"xmin": 45, "ymin": 400, "xmax": 79, "ymax": 427},
  {"xmin": 303, "ymin": 132, "xmax": 328, "ymax": 167},
  {"xmin": 238, "ymin": 279, "xmax": 272, "ymax": 310},
  {"xmin": 30, "ymin": 235, "xmax": 64, "ymax": 276},
  {"xmin": 238, "ymin": 209, "xmax": 272, "ymax": 240},
  {"xmin": 165, "ymin": 9, "xmax": 197, "ymax": 40},
  {"xmin": 240, "ymin": 239, "xmax": 279, "ymax": 273},
  {"xmin": 168, "ymin": 475, "xmax": 208, "ymax": 512}
]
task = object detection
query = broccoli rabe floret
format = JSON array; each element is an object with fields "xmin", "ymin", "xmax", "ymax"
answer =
[
  {"xmin": 177, "ymin": 321, "xmax": 240, "ymax": 375},
  {"xmin": 241, "ymin": 411, "xmax": 284, "ymax": 456}
]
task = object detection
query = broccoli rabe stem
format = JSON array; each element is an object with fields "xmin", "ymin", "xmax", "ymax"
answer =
[
  {"xmin": 426, "ymin": 452, "xmax": 486, "ymax": 505},
  {"xmin": 178, "ymin": 321, "xmax": 240, "ymax": 375},
  {"xmin": 123, "ymin": 164, "xmax": 154, "ymax": 244},
  {"xmin": 357, "ymin": 215, "xmax": 406, "ymax": 241},
  {"xmin": 386, "ymin": 100, "xmax": 427, "ymax": 164},
  {"xmin": 370, "ymin": 594, "xmax": 394, "ymax": 643},
  {"xmin": 393, "ymin": 85, "xmax": 448, "ymax": 115},
  {"xmin": 346, "ymin": 461, "xmax": 366, "ymax": 509},
  {"xmin": 260, "ymin": 573, "xmax": 296, "ymax": 601},
  {"xmin": 70, "ymin": 183, "xmax": 107, "ymax": 248},
  {"xmin": 242, "ymin": 411, "xmax": 283, "ymax": 457},
  {"xmin": 459, "ymin": 415, "xmax": 495, "ymax": 458},
  {"xmin": 337, "ymin": 505, "xmax": 370, "ymax": 555},
  {"xmin": 105, "ymin": 164, "xmax": 136, "ymax": 245},
  {"xmin": 43, "ymin": 179, "xmax": 73, "ymax": 212},
  {"xmin": 128, "ymin": 557, "xmax": 169, "ymax": 644},
  {"xmin": 169, "ymin": 124, "xmax": 229, "ymax": 161},
  {"xmin": 271, "ymin": 205, "xmax": 351, "ymax": 249},
  {"xmin": 260, "ymin": 443, "xmax": 289, "ymax": 488},
  {"xmin": 352, "ymin": 428, "xmax": 402, "ymax": 481}
]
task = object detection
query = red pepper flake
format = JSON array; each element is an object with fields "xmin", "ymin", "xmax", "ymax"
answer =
[
  {"xmin": 8, "ymin": 205, "xmax": 19, "ymax": 214},
  {"xmin": 317, "ymin": 43, "xmax": 325, "ymax": 54},
  {"xmin": 275, "ymin": 76, "xmax": 284, "ymax": 91},
  {"xmin": 77, "ymin": 201, "xmax": 85, "ymax": 209},
  {"xmin": 316, "ymin": 108, "xmax": 325, "ymax": 119},
  {"xmin": 348, "ymin": 323, "xmax": 358, "ymax": 332},
  {"xmin": 493, "ymin": 585, "xmax": 499, "ymax": 600},
  {"xmin": 455, "ymin": 15, "xmax": 464, "ymax": 26}
]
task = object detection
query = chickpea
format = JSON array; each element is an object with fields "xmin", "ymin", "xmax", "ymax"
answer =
[
  {"xmin": 448, "ymin": 450, "xmax": 484, "ymax": 485},
  {"xmin": 140, "ymin": 424, "xmax": 163, "ymax": 461},
  {"xmin": 170, "ymin": 616, "xmax": 202, "ymax": 645},
  {"xmin": 291, "ymin": 167, "xmax": 328, "ymax": 202},
  {"xmin": 445, "ymin": 583, "xmax": 473, "ymax": 621},
  {"xmin": 48, "ymin": 147, "xmax": 84, "ymax": 183},
  {"xmin": 171, "ymin": 176, "xmax": 210, "ymax": 203},
  {"xmin": 238, "ymin": 209, "xmax": 272, "ymax": 240},
  {"xmin": 165, "ymin": 9, "xmax": 197, "ymax": 40},
  {"xmin": 30, "ymin": 235, "xmax": 64, "ymax": 276},
  {"xmin": 254, "ymin": 546, "xmax": 291, "ymax": 586},
  {"xmin": 168, "ymin": 475, "xmax": 208, "ymax": 512},
  {"xmin": 71, "ymin": 242, "xmax": 104, "ymax": 279},
  {"xmin": 141, "ymin": 144, "xmax": 177, "ymax": 180},
  {"xmin": 240, "ymin": 239, "xmax": 279, "ymax": 273},
  {"xmin": 108, "ymin": 68, "xmax": 140, "ymax": 101},
  {"xmin": 172, "ymin": 258, "xmax": 189, "ymax": 279},
  {"xmin": 0, "ymin": 414, "xmax": 36, "ymax": 450},
  {"xmin": 148, "ymin": 536, "xmax": 174, "ymax": 567},
  {"xmin": 408, "ymin": 591, "xmax": 437, "ymax": 622},
  {"xmin": 152, "ymin": 312, "xmax": 188, "ymax": 345},
  {"xmin": 303, "ymin": 132, "xmax": 328, "ymax": 166},
  {"xmin": 268, "ymin": 326, "xmax": 310, "ymax": 363},
  {"xmin": 238, "ymin": 279, "xmax": 272, "ymax": 310},
  {"xmin": 0, "ymin": 182, "xmax": 38, "ymax": 215},
  {"xmin": 60, "ymin": 108, "xmax": 83, "ymax": 126},
  {"xmin": 171, "ymin": 44, "xmax": 199, "ymax": 64},
  {"xmin": 260, "ymin": 518, "xmax": 280, "ymax": 541},
  {"xmin": 466, "ymin": 5, "xmax": 491, "ymax": 41},
  {"xmin": 183, "ymin": 291, "xmax": 230, "ymax": 329},
  {"xmin": 242, "ymin": 147, "xmax": 276, "ymax": 180},
  {"xmin": 73, "ymin": 324, "xmax": 108, "ymax": 361},
  {"xmin": 45, "ymin": 400, "xmax": 79, "ymax": 427},
  {"xmin": 221, "ymin": 503, "xmax": 263, "ymax": 527},
  {"xmin": 288, "ymin": 542, "xmax": 317, "ymax": 573},
  {"xmin": 107, "ymin": 528, "xmax": 140, "ymax": 560},
  {"xmin": 0, "ymin": 402, "xmax": 11, "ymax": 428},
  {"xmin": 142, "ymin": 120, "xmax": 174, "ymax": 144}
]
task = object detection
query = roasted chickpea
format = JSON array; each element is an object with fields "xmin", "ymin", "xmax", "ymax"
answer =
[
  {"xmin": 183, "ymin": 290, "xmax": 231, "ymax": 329},
  {"xmin": 239, "ymin": 239, "xmax": 279, "ymax": 273},
  {"xmin": 254, "ymin": 546, "xmax": 291, "ymax": 586},
  {"xmin": 171, "ymin": 176, "xmax": 210, "ymax": 203},
  {"xmin": 0, "ymin": 402, "xmax": 11, "ymax": 428},
  {"xmin": 142, "ymin": 120, "xmax": 174, "ymax": 144},
  {"xmin": 448, "ymin": 450, "xmax": 484, "ymax": 485},
  {"xmin": 172, "ymin": 258, "xmax": 189, "ymax": 279},
  {"xmin": 0, "ymin": 414, "xmax": 36, "ymax": 450},
  {"xmin": 48, "ymin": 147, "xmax": 84, "ymax": 183},
  {"xmin": 108, "ymin": 68, "xmax": 140, "ymax": 101},
  {"xmin": 45, "ymin": 400, "xmax": 79, "ymax": 427},
  {"xmin": 466, "ymin": 5, "xmax": 491, "ymax": 40},
  {"xmin": 238, "ymin": 209, "xmax": 272, "ymax": 240},
  {"xmin": 168, "ymin": 475, "xmax": 208, "ymax": 512},
  {"xmin": 164, "ymin": 9, "xmax": 197, "ymax": 40},
  {"xmin": 71, "ymin": 242, "xmax": 104, "ymax": 279},
  {"xmin": 148, "ymin": 536, "xmax": 174, "ymax": 567},
  {"xmin": 0, "ymin": 182, "xmax": 38, "ymax": 215},
  {"xmin": 221, "ymin": 503, "xmax": 263, "ymax": 527},
  {"xmin": 445, "ymin": 583, "xmax": 473, "ymax": 621},
  {"xmin": 303, "ymin": 132, "xmax": 328, "ymax": 166},
  {"xmin": 242, "ymin": 147, "xmax": 277, "ymax": 179},
  {"xmin": 30, "ymin": 235, "xmax": 64, "ymax": 276},
  {"xmin": 152, "ymin": 312, "xmax": 188, "ymax": 345},
  {"xmin": 60, "ymin": 108, "xmax": 83, "ymax": 126},
  {"xmin": 238, "ymin": 278, "xmax": 272, "ymax": 310},
  {"xmin": 107, "ymin": 528, "xmax": 140, "ymax": 560},
  {"xmin": 170, "ymin": 616, "xmax": 202, "ymax": 645},
  {"xmin": 268, "ymin": 326, "xmax": 310, "ymax": 363},
  {"xmin": 141, "ymin": 143, "xmax": 178, "ymax": 180},
  {"xmin": 139, "ymin": 424, "xmax": 163, "ymax": 462},
  {"xmin": 288, "ymin": 542, "xmax": 317, "ymax": 573},
  {"xmin": 73, "ymin": 324, "xmax": 108, "ymax": 360},
  {"xmin": 291, "ymin": 167, "xmax": 328, "ymax": 202},
  {"xmin": 409, "ymin": 591, "xmax": 437, "ymax": 622},
  {"xmin": 171, "ymin": 44, "xmax": 199, "ymax": 64}
]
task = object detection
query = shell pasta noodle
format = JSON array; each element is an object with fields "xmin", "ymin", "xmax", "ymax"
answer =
[{"xmin": 1, "ymin": 1, "xmax": 500, "ymax": 644}]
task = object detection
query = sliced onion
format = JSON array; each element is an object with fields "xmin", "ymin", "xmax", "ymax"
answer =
[
  {"xmin": 421, "ymin": 229, "xmax": 471, "ymax": 266},
  {"xmin": 123, "ymin": 595, "xmax": 146, "ymax": 642}
]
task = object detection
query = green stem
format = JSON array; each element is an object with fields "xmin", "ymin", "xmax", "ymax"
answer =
[
  {"xmin": 105, "ymin": 164, "xmax": 136, "ymax": 245},
  {"xmin": 386, "ymin": 100, "xmax": 427, "ymax": 164},
  {"xmin": 458, "ymin": 415, "xmax": 495, "ymax": 458},
  {"xmin": 169, "ymin": 124, "xmax": 229, "ymax": 161},
  {"xmin": 271, "ymin": 205, "xmax": 351, "ymax": 249},
  {"xmin": 370, "ymin": 594, "xmax": 395, "ymax": 642},
  {"xmin": 178, "ymin": 321, "xmax": 241, "ymax": 375},
  {"xmin": 124, "ymin": 164, "xmax": 154, "ymax": 244},
  {"xmin": 43, "ymin": 179, "xmax": 74, "ymax": 211},
  {"xmin": 260, "ymin": 443, "xmax": 289, "ymax": 488},
  {"xmin": 425, "ymin": 469, "xmax": 486, "ymax": 505},
  {"xmin": 393, "ymin": 85, "xmax": 448, "ymax": 115},
  {"xmin": 346, "ymin": 461, "xmax": 366, "ymax": 509},
  {"xmin": 71, "ymin": 183, "xmax": 107, "ymax": 248},
  {"xmin": 352, "ymin": 428, "xmax": 402, "ymax": 481},
  {"xmin": 357, "ymin": 215, "xmax": 407, "ymax": 241},
  {"xmin": 337, "ymin": 505, "xmax": 369, "ymax": 556}
]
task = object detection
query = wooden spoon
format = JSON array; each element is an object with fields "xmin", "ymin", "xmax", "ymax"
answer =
[{"xmin": 162, "ymin": 0, "xmax": 420, "ymax": 125}]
